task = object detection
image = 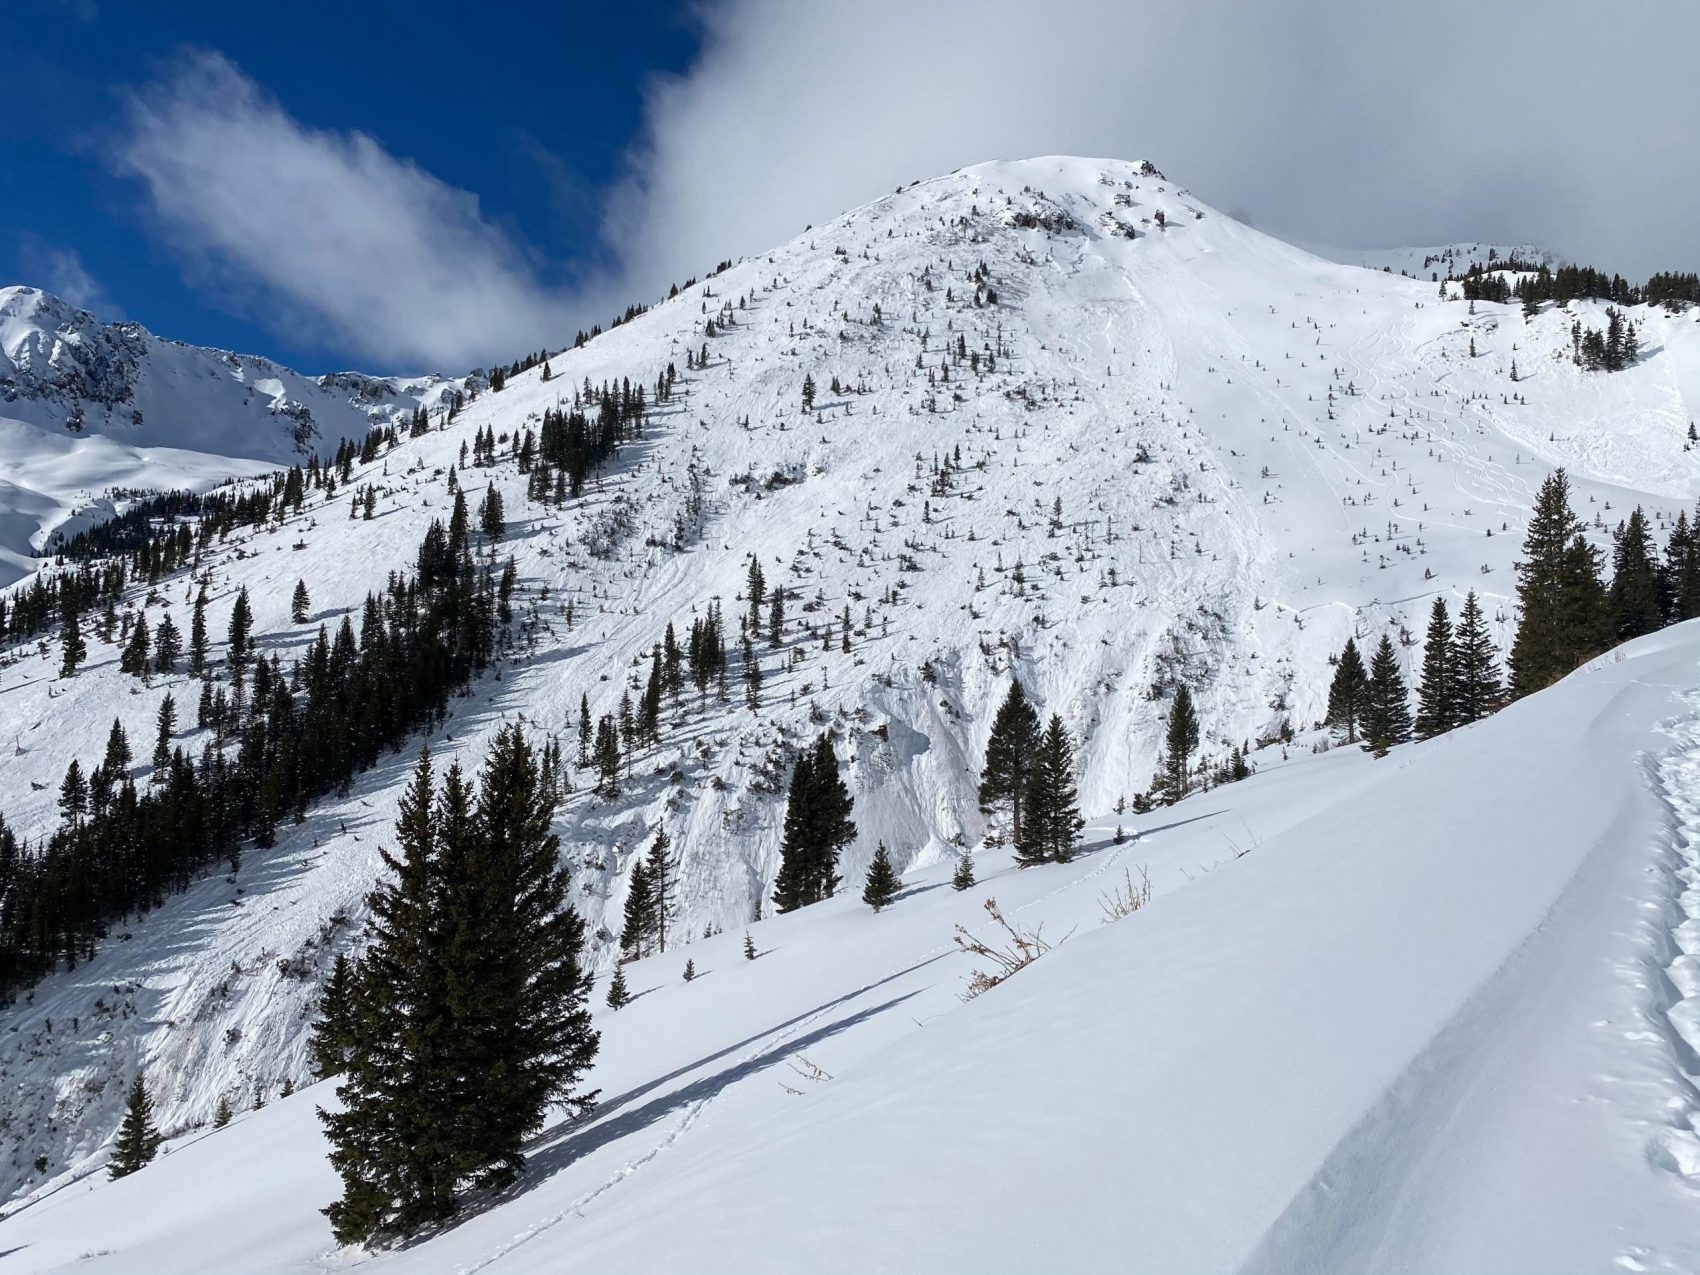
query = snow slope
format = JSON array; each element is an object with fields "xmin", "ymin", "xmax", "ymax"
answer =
[
  {"xmin": 2, "ymin": 155, "xmax": 1699, "ymax": 1205},
  {"xmin": 1, "ymin": 622, "xmax": 1696, "ymax": 1274},
  {"xmin": 0, "ymin": 285, "xmax": 458, "ymax": 585}
]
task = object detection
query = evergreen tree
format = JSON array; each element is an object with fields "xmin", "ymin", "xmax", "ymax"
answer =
[
  {"xmin": 1510, "ymin": 470, "xmax": 1609, "ymax": 698},
  {"xmin": 119, "ymin": 612, "xmax": 151, "ymax": 678},
  {"xmin": 292, "ymin": 579, "xmax": 312, "ymax": 624},
  {"xmin": 642, "ymin": 828, "xmax": 674, "ymax": 953},
  {"xmin": 861, "ymin": 843, "xmax": 899, "ymax": 911},
  {"xmin": 772, "ymin": 734, "xmax": 856, "ymax": 912},
  {"xmin": 620, "ymin": 855, "xmax": 657, "ymax": 958},
  {"xmin": 152, "ymin": 612, "xmax": 181, "ymax": 674},
  {"xmin": 801, "ymin": 373, "xmax": 816, "ymax": 413},
  {"xmin": 188, "ymin": 585, "xmax": 209, "ymax": 676},
  {"xmin": 108, "ymin": 1074, "xmax": 163, "ymax": 1179},
  {"xmin": 605, "ymin": 961, "xmax": 630, "ymax": 1009},
  {"xmin": 1016, "ymin": 715, "xmax": 1083, "ymax": 865},
  {"xmin": 309, "ymin": 953, "xmax": 358, "ymax": 1079},
  {"xmin": 103, "ymin": 719, "xmax": 132, "ymax": 775},
  {"xmin": 1361, "ymin": 635, "xmax": 1413, "ymax": 758},
  {"xmin": 1325, "ymin": 637, "xmax": 1369, "ymax": 743},
  {"xmin": 951, "ymin": 853, "xmax": 976, "ymax": 891},
  {"xmin": 1607, "ymin": 506, "xmax": 1661, "ymax": 640},
  {"xmin": 682, "ymin": 959, "xmax": 696, "ymax": 982},
  {"xmin": 743, "ymin": 932, "xmax": 758, "ymax": 960},
  {"xmin": 1450, "ymin": 591, "xmax": 1502, "ymax": 724},
  {"xmin": 977, "ymin": 680, "xmax": 1041, "ymax": 844},
  {"xmin": 152, "ymin": 695, "xmax": 177, "ymax": 773},
  {"xmin": 58, "ymin": 597, "xmax": 86, "ymax": 678},
  {"xmin": 1413, "ymin": 598, "xmax": 1455, "ymax": 740},
  {"xmin": 227, "ymin": 587, "xmax": 254, "ymax": 672},
  {"xmin": 213, "ymin": 1097, "xmax": 232, "ymax": 1129},
  {"xmin": 1162, "ymin": 684, "xmax": 1200, "ymax": 802}
]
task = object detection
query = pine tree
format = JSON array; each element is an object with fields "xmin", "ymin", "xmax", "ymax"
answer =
[
  {"xmin": 1448, "ymin": 591, "xmax": 1502, "ymax": 724},
  {"xmin": 801, "ymin": 373, "xmax": 816, "ymax": 413},
  {"xmin": 1510, "ymin": 470, "xmax": 1609, "ymax": 698},
  {"xmin": 447, "ymin": 726, "xmax": 598, "ymax": 1191},
  {"xmin": 951, "ymin": 853, "xmax": 976, "ymax": 891},
  {"xmin": 58, "ymin": 597, "xmax": 86, "ymax": 678},
  {"xmin": 978, "ymin": 680, "xmax": 1041, "ymax": 843},
  {"xmin": 1162, "ymin": 685, "xmax": 1200, "ymax": 802},
  {"xmin": 772, "ymin": 734, "xmax": 856, "ymax": 912},
  {"xmin": 108, "ymin": 1073, "xmax": 163, "ymax": 1179},
  {"xmin": 1608, "ymin": 506, "xmax": 1661, "ymax": 640},
  {"xmin": 1413, "ymin": 598, "xmax": 1455, "ymax": 739},
  {"xmin": 152, "ymin": 612, "xmax": 181, "ymax": 674},
  {"xmin": 643, "ymin": 828, "xmax": 674, "ymax": 953},
  {"xmin": 188, "ymin": 585, "xmax": 209, "ymax": 676},
  {"xmin": 1325, "ymin": 637, "xmax": 1369, "ymax": 743},
  {"xmin": 743, "ymin": 933, "xmax": 758, "ymax": 960},
  {"xmin": 1016, "ymin": 715, "xmax": 1083, "ymax": 865},
  {"xmin": 682, "ymin": 959, "xmax": 696, "ymax": 982},
  {"xmin": 862, "ymin": 843, "xmax": 899, "ymax": 911},
  {"xmin": 227, "ymin": 587, "xmax": 254, "ymax": 672},
  {"xmin": 103, "ymin": 718, "xmax": 133, "ymax": 775},
  {"xmin": 620, "ymin": 855, "xmax": 657, "ymax": 958},
  {"xmin": 292, "ymin": 579, "xmax": 312, "ymax": 624},
  {"xmin": 605, "ymin": 962, "xmax": 630, "ymax": 1009},
  {"xmin": 152, "ymin": 695, "xmax": 177, "ymax": 772},
  {"xmin": 119, "ymin": 612, "xmax": 151, "ymax": 678},
  {"xmin": 308, "ymin": 953, "xmax": 357, "ymax": 1079},
  {"xmin": 213, "ymin": 1096, "xmax": 232, "ymax": 1129},
  {"xmin": 1361, "ymin": 635, "xmax": 1413, "ymax": 758}
]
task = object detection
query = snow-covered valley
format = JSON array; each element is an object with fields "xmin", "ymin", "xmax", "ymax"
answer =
[{"xmin": 1, "ymin": 155, "xmax": 1698, "ymax": 1268}]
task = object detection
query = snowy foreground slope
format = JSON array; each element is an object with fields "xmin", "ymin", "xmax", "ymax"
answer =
[
  {"xmin": 0, "ymin": 285, "xmax": 454, "ymax": 585},
  {"xmin": 3, "ymin": 155, "xmax": 1700, "ymax": 1203},
  {"xmin": 2, "ymin": 623, "xmax": 1698, "ymax": 1274}
]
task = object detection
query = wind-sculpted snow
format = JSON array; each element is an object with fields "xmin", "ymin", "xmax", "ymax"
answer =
[{"xmin": 2, "ymin": 156, "xmax": 1699, "ymax": 1217}]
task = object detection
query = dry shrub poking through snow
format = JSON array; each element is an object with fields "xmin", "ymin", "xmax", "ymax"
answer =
[
  {"xmin": 1099, "ymin": 865, "xmax": 1152, "ymax": 923},
  {"xmin": 952, "ymin": 898, "xmax": 1063, "ymax": 1000}
]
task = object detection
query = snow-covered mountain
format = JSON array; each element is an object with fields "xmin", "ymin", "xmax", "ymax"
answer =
[
  {"xmin": 0, "ymin": 285, "xmax": 458, "ymax": 585},
  {"xmin": 2, "ymin": 155, "xmax": 1699, "ymax": 1250}
]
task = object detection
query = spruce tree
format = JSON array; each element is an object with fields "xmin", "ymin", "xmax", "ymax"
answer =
[
  {"xmin": 1450, "ymin": 591, "xmax": 1502, "ymax": 724},
  {"xmin": 1607, "ymin": 506, "xmax": 1661, "ymax": 640},
  {"xmin": 1016, "ymin": 715, "xmax": 1083, "ymax": 865},
  {"xmin": 308, "ymin": 953, "xmax": 357, "ymax": 1079},
  {"xmin": 951, "ymin": 853, "xmax": 976, "ymax": 891},
  {"xmin": 104, "ymin": 719, "xmax": 133, "ymax": 775},
  {"xmin": 120, "ymin": 612, "xmax": 151, "ymax": 678},
  {"xmin": 1413, "ymin": 598, "xmax": 1455, "ymax": 739},
  {"xmin": 682, "ymin": 958, "xmax": 696, "ymax": 982},
  {"xmin": 743, "ymin": 933, "xmax": 758, "ymax": 960},
  {"xmin": 643, "ymin": 828, "xmax": 674, "ymax": 954},
  {"xmin": 1510, "ymin": 470, "xmax": 1609, "ymax": 698},
  {"xmin": 1163, "ymin": 684, "xmax": 1200, "ymax": 802},
  {"xmin": 620, "ymin": 855, "xmax": 657, "ymax": 958},
  {"xmin": 1326, "ymin": 638, "xmax": 1369, "ymax": 742},
  {"xmin": 605, "ymin": 961, "xmax": 630, "ymax": 1009},
  {"xmin": 772, "ymin": 734, "xmax": 856, "ymax": 912},
  {"xmin": 292, "ymin": 579, "xmax": 312, "ymax": 624},
  {"xmin": 228, "ymin": 587, "xmax": 254, "ymax": 672},
  {"xmin": 213, "ymin": 1096, "xmax": 232, "ymax": 1129},
  {"xmin": 108, "ymin": 1073, "xmax": 163, "ymax": 1179},
  {"xmin": 188, "ymin": 585, "xmax": 209, "ymax": 676},
  {"xmin": 152, "ymin": 695, "xmax": 177, "ymax": 773},
  {"xmin": 152, "ymin": 612, "xmax": 181, "ymax": 674},
  {"xmin": 58, "ymin": 598, "xmax": 86, "ymax": 678},
  {"xmin": 978, "ymin": 680, "xmax": 1041, "ymax": 843},
  {"xmin": 862, "ymin": 843, "xmax": 899, "ymax": 911},
  {"xmin": 1361, "ymin": 635, "xmax": 1413, "ymax": 758}
]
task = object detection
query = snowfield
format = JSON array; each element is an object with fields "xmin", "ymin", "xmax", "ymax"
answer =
[
  {"xmin": 2, "ymin": 155, "xmax": 1699, "ymax": 1258},
  {"xmin": 0, "ymin": 622, "xmax": 1697, "ymax": 1273}
]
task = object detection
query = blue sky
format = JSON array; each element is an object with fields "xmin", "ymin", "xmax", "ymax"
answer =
[
  {"xmin": 7, "ymin": 1, "xmax": 1696, "ymax": 376},
  {"xmin": 5, "ymin": 0, "xmax": 698, "ymax": 370}
]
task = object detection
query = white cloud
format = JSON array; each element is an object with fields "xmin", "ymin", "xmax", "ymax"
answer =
[
  {"xmin": 603, "ymin": 0, "xmax": 1700, "ymax": 299},
  {"xmin": 114, "ymin": 50, "xmax": 568, "ymax": 371},
  {"xmin": 17, "ymin": 237, "xmax": 121, "ymax": 319}
]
